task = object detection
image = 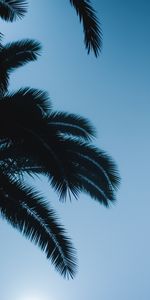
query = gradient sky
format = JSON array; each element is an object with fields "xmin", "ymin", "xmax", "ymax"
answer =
[{"xmin": 0, "ymin": 1, "xmax": 150, "ymax": 299}]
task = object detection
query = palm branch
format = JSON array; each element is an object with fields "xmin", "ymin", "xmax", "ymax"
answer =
[
  {"xmin": 0, "ymin": 1, "xmax": 101, "ymax": 56},
  {"xmin": 69, "ymin": 0, "xmax": 102, "ymax": 56},
  {"xmin": 0, "ymin": 39, "xmax": 41, "ymax": 92},
  {"xmin": 0, "ymin": 88, "xmax": 120, "ymax": 204},
  {"xmin": 0, "ymin": 85, "xmax": 120, "ymax": 277},
  {"xmin": 0, "ymin": 0, "xmax": 27, "ymax": 22},
  {"xmin": 0, "ymin": 172, "xmax": 76, "ymax": 278},
  {"xmin": 0, "ymin": 3, "xmax": 119, "ymax": 275}
]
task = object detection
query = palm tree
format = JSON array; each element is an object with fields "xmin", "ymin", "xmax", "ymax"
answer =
[
  {"xmin": 0, "ymin": 0, "xmax": 102, "ymax": 56},
  {"xmin": 0, "ymin": 1, "xmax": 119, "ymax": 280},
  {"xmin": 0, "ymin": 36, "xmax": 120, "ymax": 279}
]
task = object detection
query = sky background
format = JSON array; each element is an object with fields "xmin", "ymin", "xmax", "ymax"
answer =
[{"xmin": 0, "ymin": 0, "xmax": 150, "ymax": 299}]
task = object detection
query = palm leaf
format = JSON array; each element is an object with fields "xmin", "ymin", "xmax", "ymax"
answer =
[
  {"xmin": 0, "ymin": 0, "xmax": 27, "ymax": 22},
  {"xmin": 69, "ymin": 0, "xmax": 102, "ymax": 56},
  {"xmin": 0, "ymin": 89, "xmax": 95, "ymax": 140},
  {"xmin": 48, "ymin": 111, "xmax": 96, "ymax": 141},
  {"xmin": 0, "ymin": 173, "xmax": 77, "ymax": 278},
  {"xmin": 65, "ymin": 138, "xmax": 120, "ymax": 190},
  {"xmin": 0, "ymin": 87, "xmax": 51, "ymax": 116},
  {"xmin": 0, "ymin": 134, "xmax": 120, "ymax": 206},
  {"xmin": 0, "ymin": 89, "xmax": 120, "ymax": 204},
  {"xmin": 1, "ymin": 39, "xmax": 41, "ymax": 70},
  {"xmin": 50, "ymin": 137, "xmax": 120, "ymax": 205},
  {"xmin": 0, "ymin": 40, "xmax": 41, "ymax": 92}
]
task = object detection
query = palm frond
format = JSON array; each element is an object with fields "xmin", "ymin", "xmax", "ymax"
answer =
[
  {"xmin": 1, "ymin": 39, "xmax": 41, "ymax": 70},
  {"xmin": 65, "ymin": 138, "xmax": 120, "ymax": 190},
  {"xmin": 0, "ymin": 0, "xmax": 27, "ymax": 22},
  {"xmin": 0, "ymin": 173, "xmax": 77, "ymax": 278},
  {"xmin": 69, "ymin": 0, "xmax": 102, "ymax": 56},
  {"xmin": 52, "ymin": 137, "xmax": 120, "ymax": 205},
  {"xmin": 67, "ymin": 154, "xmax": 114, "ymax": 206},
  {"xmin": 48, "ymin": 111, "xmax": 96, "ymax": 141},
  {"xmin": 0, "ymin": 89, "xmax": 120, "ymax": 205},
  {"xmin": 0, "ymin": 40, "xmax": 41, "ymax": 92},
  {"xmin": 0, "ymin": 134, "xmax": 120, "ymax": 206},
  {"xmin": 0, "ymin": 88, "xmax": 51, "ymax": 119}
]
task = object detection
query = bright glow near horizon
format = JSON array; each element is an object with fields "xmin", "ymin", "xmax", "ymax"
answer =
[{"xmin": 19, "ymin": 295, "xmax": 43, "ymax": 300}]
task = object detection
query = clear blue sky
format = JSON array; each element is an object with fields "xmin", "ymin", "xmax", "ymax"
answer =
[{"xmin": 0, "ymin": 1, "xmax": 150, "ymax": 299}]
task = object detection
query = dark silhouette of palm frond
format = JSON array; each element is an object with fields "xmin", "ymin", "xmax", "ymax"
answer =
[
  {"xmin": 69, "ymin": 0, "xmax": 102, "ymax": 56},
  {"xmin": 0, "ymin": 25, "xmax": 120, "ymax": 277},
  {"xmin": 0, "ymin": 83, "xmax": 120, "ymax": 277},
  {"xmin": 0, "ymin": 173, "xmax": 76, "ymax": 278},
  {"xmin": 0, "ymin": 87, "xmax": 120, "ymax": 204},
  {"xmin": 0, "ymin": 39, "xmax": 41, "ymax": 92},
  {"xmin": 0, "ymin": 0, "xmax": 27, "ymax": 22},
  {"xmin": 0, "ymin": 1, "xmax": 101, "ymax": 56},
  {"xmin": 48, "ymin": 111, "xmax": 96, "ymax": 141}
]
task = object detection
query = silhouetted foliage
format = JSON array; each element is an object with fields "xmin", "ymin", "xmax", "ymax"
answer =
[
  {"xmin": 0, "ymin": 0, "xmax": 119, "ymax": 280},
  {"xmin": 0, "ymin": 0, "xmax": 27, "ymax": 22},
  {"xmin": 0, "ymin": 173, "xmax": 77, "ymax": 278},
  {"xmin": 0, "ymin": 38, "xmax": 41, "ymax": 92},
  {"xmin": 69, "ymin": 0, "xmax": 102, "ymax": 56},
  {"xmin": 0, "ymin": 37, "xmax": 120, "ymax": 277},
  {"xmin": 0, "ymin": 86, "xmax": 120, "ymax": 203},
  {"xmin": 0, "ymin": 0, "xmax": 101, "ymax": 56}
]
